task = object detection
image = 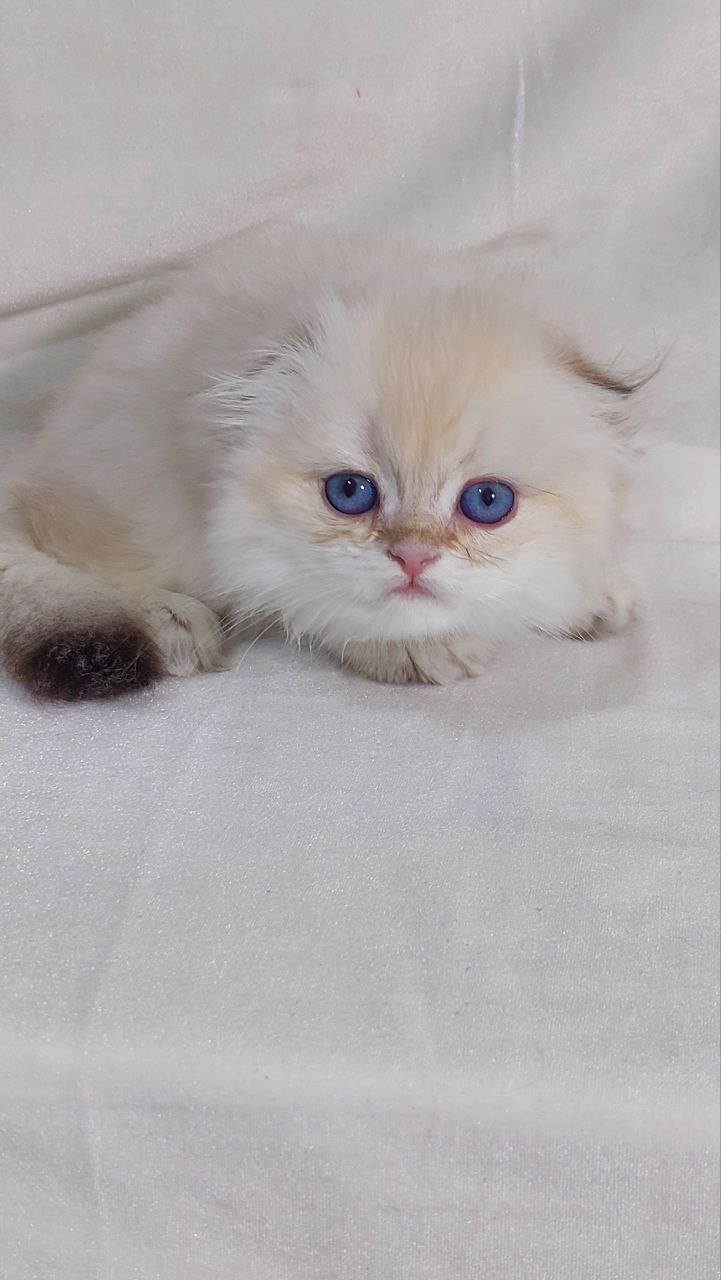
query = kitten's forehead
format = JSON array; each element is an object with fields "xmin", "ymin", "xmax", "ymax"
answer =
[
  {"xmin": 355, "ymin": 296, "xmax": 532, "ymax": 489},
  {"xmin": 275, "ymin": 288, "xmax": 568, "ymax": 495}
]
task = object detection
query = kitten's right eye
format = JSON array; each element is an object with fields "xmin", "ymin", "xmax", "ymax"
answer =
[{"xmin": 324, "ymin": 472, "xmax": 379, "ymax": 516}]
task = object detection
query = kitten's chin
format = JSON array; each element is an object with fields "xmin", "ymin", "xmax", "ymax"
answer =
[
  {"xmin": 379, "ymin": 602, "xmax": 450, "ymax": 641},
  {"xmin": 315, "ymin": 595, "xmax": 459, "ymax": 647},
  {"xmin": 388, "ymin": 582, "xmax": 436, "ymax": 599}
]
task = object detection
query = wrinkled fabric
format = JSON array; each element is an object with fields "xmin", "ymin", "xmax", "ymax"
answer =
[{"xmin": 0, "ymin": 1, "xmax": 719, "ymax": 1277}]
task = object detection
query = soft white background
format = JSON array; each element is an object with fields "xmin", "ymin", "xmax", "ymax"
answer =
[{"xmin": 1, "ymin": 2, "xmax": 719, "ymax": 1277}]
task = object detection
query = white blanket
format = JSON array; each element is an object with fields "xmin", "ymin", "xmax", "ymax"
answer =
[{"xmin": 1, "ymin": 1, "xmax": 718, "ymax": 1276}]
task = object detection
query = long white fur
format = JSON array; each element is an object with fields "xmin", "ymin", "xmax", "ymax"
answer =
[{"xmin": 0, "ymin": 226, "xmax": 638, "ymax": 690}]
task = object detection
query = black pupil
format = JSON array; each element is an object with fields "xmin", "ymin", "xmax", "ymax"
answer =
[
  {"xmin": 481, "ymin": 486, "xmax": 496, "ymax": 506},
  {"xmin": 344, "ymin": 477, "xmax": 358, "ymax": 497}
]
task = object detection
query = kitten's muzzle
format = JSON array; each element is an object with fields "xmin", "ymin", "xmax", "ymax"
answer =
[
  {"xmin": 387, "ymin": 540, "xmax": 440, "ymax": 599},
  {"xmin": 387, "ymin": 540, "xmax": 440, "ymax": 582}
]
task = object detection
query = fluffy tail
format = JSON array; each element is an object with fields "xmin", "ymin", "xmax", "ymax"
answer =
[{"xmin": 0, "ymin": 531, "xmax": 161, "ymax": 701}]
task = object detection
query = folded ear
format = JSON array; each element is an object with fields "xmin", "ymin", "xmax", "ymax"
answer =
[
  {"xmin": 552, "ymin": 337, "xmax": 658, "ymax": 398},
  {"xmin": 201, "ymin": 310, "xmax": 326, "ymax": 438}
]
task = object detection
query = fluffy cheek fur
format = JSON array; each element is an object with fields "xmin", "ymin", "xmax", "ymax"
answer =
[
  {"xmin": 205, "ymin": 293, "xmax": 635, "ymax": 664},
  {"xmin": 209, "ymin": 460, "xmax": 624, "ymax": 652}
]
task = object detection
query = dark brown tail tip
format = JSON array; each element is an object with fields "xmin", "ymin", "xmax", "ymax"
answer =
[{"xmin": 7, "ymin": 622, "xmax": 163, "ymax": 702}]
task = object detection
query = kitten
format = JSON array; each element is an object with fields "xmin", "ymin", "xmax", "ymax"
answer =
[{"xmin": 0, "ymin": 226, "xmax": 644, "ymax": 700}]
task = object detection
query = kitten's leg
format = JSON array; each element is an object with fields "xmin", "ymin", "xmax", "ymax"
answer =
[
  {"xmin": 0, "ymin": 538, "xmax": 161, "ymax": 700},
  {"xmin": 333, "ymin": 635, "xmax": 494, "ymax": 685},
  {"xmin": 1, "ymin": 534, "xmax": 223, "ymax": 699},
  {"xmin": 566, "ymin": 569, "xmax": 635, "ymax": 640},
  {"xmin": 137, "ymin": 590, "xmax": 224, "ymax": 676}
]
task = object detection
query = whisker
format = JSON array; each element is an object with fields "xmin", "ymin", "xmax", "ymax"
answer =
[{"xmin": 232, "ymin": 617, "xmax": 280, "ymax": 672}]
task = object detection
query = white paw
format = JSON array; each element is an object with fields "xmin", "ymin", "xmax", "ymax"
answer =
[
  {"xmin": 568, "ymin": 571, "xmax": 635, "ymax": 640},
  {"xmin": 337, "ymin": 635, "xmax": 493, "ymax": 685},
  {"xmin": 139, "ymin": 591, "xmax": 224, "ymax": 676},
  {"xmin": 602, "ymin": 571, "xmax": 635, "ymax": 632}
]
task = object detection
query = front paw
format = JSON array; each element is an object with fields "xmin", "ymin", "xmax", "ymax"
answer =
[
  {"xmin": 139, "ymin": 591, "xmax": 224, "ymax": 676},
  {"xmin": 567, "ymin": 571, "xmax": 635, "ymax": 640},
  {"xmin": 336, "ymin": 635, "xmax": 493, "ymax": 685}
]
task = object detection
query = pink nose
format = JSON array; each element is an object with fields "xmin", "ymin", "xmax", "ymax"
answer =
[{"xmin": 388, "ymin": 540, "xmax": 440, "ymax": 580}]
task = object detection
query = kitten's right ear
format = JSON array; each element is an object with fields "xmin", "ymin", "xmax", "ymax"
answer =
[
  {"xmin": 242, "ymin": 317, "xmax": 320, "ymax": 378},
  {"xmin": 245, "ymin": 287, "xmax": 358, "ymax": 374},
  {"xmin": 202, "ymin": 314, "xmax": 324, "ymax": 433}
]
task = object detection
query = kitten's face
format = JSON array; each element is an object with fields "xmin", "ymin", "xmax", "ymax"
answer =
[{"xmin": 212, "ymin": 291, "xmax": 628, "ymax": 651}]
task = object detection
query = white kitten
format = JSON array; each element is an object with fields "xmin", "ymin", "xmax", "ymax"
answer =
[{"xmin": 0, "ymin": 226, "xmax": 643, "ymax": 700}]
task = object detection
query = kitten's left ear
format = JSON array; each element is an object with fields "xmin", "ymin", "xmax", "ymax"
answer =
[{"xmin": 552, "ymin": 336, "xmax": 658, "ymax": 399}]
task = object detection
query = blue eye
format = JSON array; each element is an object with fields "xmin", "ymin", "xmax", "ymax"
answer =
[
  {"xmin": 459, "ymin": 479, "xmax": 516, "ymax": 525},
  {"xmin": 324, "ymin": 472, "xmax": 379, "ymax": 515}
]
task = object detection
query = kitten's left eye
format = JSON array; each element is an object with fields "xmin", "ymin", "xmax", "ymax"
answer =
[
  {"xmin": 458, "ymin": 479, "xmax": 516, "ymax": 525},
  {"xmin": 324, "ymin": 472, "xmax": 379, "ymax": 516}
]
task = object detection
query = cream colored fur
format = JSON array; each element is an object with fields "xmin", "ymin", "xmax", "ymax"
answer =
[{"xmin": 0, "ymin": 226, "xmax": 639, "ymax": 695}]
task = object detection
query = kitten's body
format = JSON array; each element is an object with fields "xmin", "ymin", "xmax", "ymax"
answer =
[{"xmin": 0, "ymin": 227, "xmax": 639, "ymax": 699}]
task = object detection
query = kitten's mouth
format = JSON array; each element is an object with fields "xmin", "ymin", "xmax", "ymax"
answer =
[{"xmin": 389, "ymin": 581, "xmax": 436, "ymax": 599}]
